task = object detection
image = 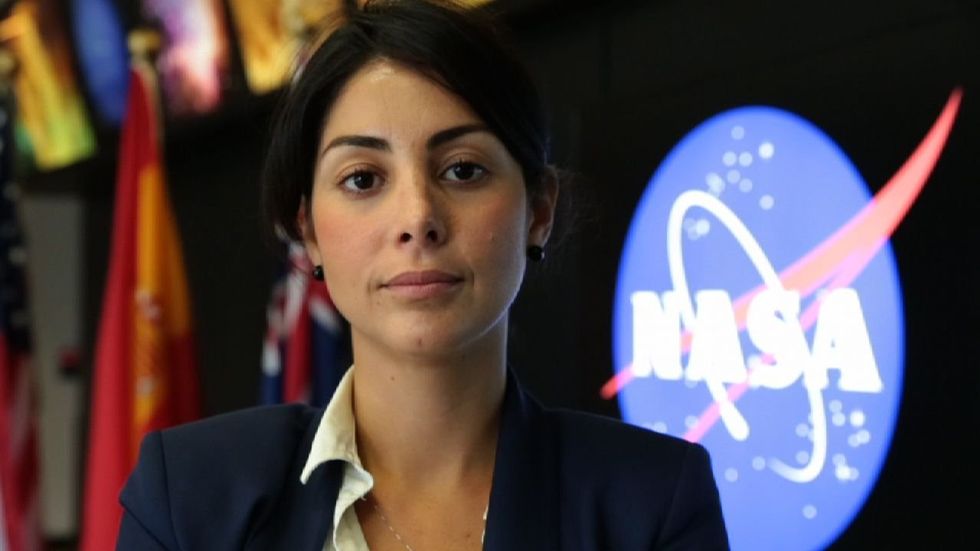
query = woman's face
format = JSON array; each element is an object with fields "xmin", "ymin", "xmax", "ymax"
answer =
[{"xmin": 303, "ymin": 59, "xmax": 556, "ymax": 360}]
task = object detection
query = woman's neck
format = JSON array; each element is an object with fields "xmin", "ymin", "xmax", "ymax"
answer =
[{"xmin": 350, "ymin": 327, "xmax": 507, "ymax": 491}]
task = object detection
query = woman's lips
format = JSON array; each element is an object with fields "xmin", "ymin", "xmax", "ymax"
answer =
[{"xmin": 382, "ymin": 270, "xmax": 463, "ymax": 299}]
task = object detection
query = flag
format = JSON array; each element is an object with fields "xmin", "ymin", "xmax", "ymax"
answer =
[
  {"xmin": 261, "ymin": 240, "xmax": 348, "ymax": 407},
  {"xmin": 0, "ymin": 93, "xmax": 41, "ymax": 551},
  {"xmin": 79, "ymin": 61, "xmax": 200, "ymax": 551}
]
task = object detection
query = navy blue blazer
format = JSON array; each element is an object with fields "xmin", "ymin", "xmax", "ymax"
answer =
[{"xmin": 118, "ymin": 375, "xmax": 729, "ymax": 550}]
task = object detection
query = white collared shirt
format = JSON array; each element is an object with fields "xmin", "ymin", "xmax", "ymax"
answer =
[{"xmin": 300, "ymin": 367, "xmax": 373, "ymax": 551}]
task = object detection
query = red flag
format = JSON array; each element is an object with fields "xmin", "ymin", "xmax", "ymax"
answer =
[
  {"xmin": 0, "ymin": 96, "xmax": 41, "ymax": 551},
  {"xmin": 79, "ymin": 61, "xmax": 200, "ymax": 551}
]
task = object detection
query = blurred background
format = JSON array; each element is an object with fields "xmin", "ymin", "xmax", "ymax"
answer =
[{"xmin": 0, "ymin": 0, "xmax": 977, "ymax": 549}]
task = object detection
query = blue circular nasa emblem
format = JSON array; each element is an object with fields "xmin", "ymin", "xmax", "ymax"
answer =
[{"xmin": 612, "ymin": 107, "xmax": 905, "ymax": 550}]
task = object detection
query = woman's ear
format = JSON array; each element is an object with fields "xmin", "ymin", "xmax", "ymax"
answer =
[
  {"xmin": 528, "ymin": 166, "xmax": 560, "ymax": 248},
  {"xmin": 297, "ymin": 198, "xmax": 323, "ymax": 266}
]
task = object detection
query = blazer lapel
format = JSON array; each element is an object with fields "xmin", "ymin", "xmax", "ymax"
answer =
[
  {"xmin": 483, "ymin": 373, "xmax": 561, "ymax": 551},
  {"xmin": 246, "ymin": 410, "xmax": 344, "ymax": 551}
]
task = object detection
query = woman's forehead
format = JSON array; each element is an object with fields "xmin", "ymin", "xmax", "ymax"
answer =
[{"xmin": 320, "ymin": 59, "xmax": 484, "ymax": 144}]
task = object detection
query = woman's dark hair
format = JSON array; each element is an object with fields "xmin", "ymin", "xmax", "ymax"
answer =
[{"xmin": 262, "ymin": 0, "xmax": 554, "ymax": 242}]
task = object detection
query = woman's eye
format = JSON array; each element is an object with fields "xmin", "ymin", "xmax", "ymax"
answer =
[
  {"xmin": 340, "ymin": 170, "xmax": 379, "ymax": 193},
  {"xmin": 442, "ymin": 161, "xmax": 487, "ymax": 183}
]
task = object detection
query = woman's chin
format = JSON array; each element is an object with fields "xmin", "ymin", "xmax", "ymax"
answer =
[
  {"xmin": 389, "ymin": 328, "xmax": 482, "ymax": 359},
  {"xmin": 355, "ymin": 313, "xmax": 505, "ymax": 362}
]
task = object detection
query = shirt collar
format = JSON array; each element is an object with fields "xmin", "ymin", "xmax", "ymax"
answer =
[{"xmin": 300, "ymin": 366, "xmax": 360, "ymax": 484}]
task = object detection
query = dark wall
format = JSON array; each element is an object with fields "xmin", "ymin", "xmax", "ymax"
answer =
[{"xmin": 75, "ymin": 0, "xmax": 979, "ymax": 548}]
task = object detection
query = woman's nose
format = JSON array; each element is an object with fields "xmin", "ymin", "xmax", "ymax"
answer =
[{"xmin": 395, "ymin": 173, "xmax": 447, "ymax": 248}]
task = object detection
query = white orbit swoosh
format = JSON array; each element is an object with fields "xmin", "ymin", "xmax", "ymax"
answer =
[{"xmin": 666, "ymin": 190, "xmax": 827, "ymax": 483}]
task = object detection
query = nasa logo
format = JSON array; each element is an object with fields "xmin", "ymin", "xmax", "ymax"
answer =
[{"xmin": 608, "ymin": 92, "xmax": 960, "ymax": 550}]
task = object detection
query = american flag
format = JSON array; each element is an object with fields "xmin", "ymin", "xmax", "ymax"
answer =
[
  {"xmin": 261, "ymin": 240, "xmax": 349, "ymax": 407},
  {"xmin": 0, "ymin": 98, "xmax": 40, "ymax": 551}
]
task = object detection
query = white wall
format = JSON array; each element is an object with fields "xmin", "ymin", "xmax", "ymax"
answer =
[{"xmin": 20, "ymin": 191, "xmax": 83, "ymax": 539}]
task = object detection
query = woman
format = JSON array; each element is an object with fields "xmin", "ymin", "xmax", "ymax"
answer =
[{"xmin": 117, "ymin": 1, "xmax": 729, "ymax": 550}]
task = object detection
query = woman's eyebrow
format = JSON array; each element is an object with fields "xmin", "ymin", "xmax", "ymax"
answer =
[
  {"xmin": 427, "ymin": 124, "xmax": 490, "ymax": 149},
  {"xmin": 320, "ymin": 135, "xmax": 390, "ymax": 157},
  {"xmin": 320, "ymin": 123, "xmax": 490, "ymax": 158}
]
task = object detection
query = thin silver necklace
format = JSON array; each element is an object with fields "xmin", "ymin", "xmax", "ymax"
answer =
[{"xmin": 362, "ymin": 493, "xmax": 489, "ymax": 551}]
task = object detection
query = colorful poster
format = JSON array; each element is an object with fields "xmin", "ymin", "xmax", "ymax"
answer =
[
  {"xmin": 142, "ymin": 0, "xmax": 231, "ymax": 115},
  {"xmin": 0, "ymin": 0, "xmax": 96, "ymax": 171},
  {"xmin": 71, "ymin": 0, "xmax": 130, "ymax": 125},
  {"xmin": 227, "ymin": 0, "xmax": 340, "ymax": 94},
  {"xmin": 229, "ymin": 0, "xmax": 493, "ymax": 95}
]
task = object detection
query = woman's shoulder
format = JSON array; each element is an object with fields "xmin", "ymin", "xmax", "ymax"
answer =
[
  {"xmin": 117, "ymin": 404, "xmax": 325, "ymax": 550},
  {"xmin": 130, "ymin": 403, "xmax": 322, "ymax": 481},
  {"xmin": 545, "ymin": 406, "xmax": 699, "ymax": 463},
  {"xmin": 144, "ymin": 403, "xmax": 324, "ymax": 496},
  {"xmin": 541, "ymin": 407, "xmax": 728, "ymax": 549},
  {"xmin": 158, "ymin": 403, "xmax": 321, "ymax": 453},
  {"xmin": 543, "ymin": 407, "xmax": 717, "ymax": 505}
]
